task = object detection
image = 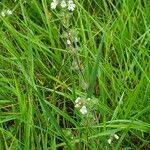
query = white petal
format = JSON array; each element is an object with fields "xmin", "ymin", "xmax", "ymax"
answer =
[
  {"xmin": 7, "ymin": 10, "xmax": 12, "ymax": 15},
  {"xmin": 114, "ymin": 134, "xmax": 119, "ymax": 140},
  {"xmin": 61, "ymin": 0, "xmax": 67, "ymax": 8},
  {"xmin": 75, "ymin": 104, "xmax": 80, "ymax": 108},
  {"xmin": 107, "ymin": 138, "xmax": 112, "ymax": 144},
  {"xmin": 75, "ymin": 97, "xmax": 81, "ymax": 104},
  {"xmin": 80, "ymin": 106, "xmax": 88, "ymax": 115},
  {"xmin": 1, "ymin": 11, "xmax": 6, "ymax": 17},
  {"xmin": 68, "ymin": 0, "xmax": 75, "ymax": 11},
  {"xmin": 51, "ymin": 1, "xmax": 58, "ymax": 9},
  {"xmin": 67, "ymin": 39, "xmax": 71, "ymax": 45}
]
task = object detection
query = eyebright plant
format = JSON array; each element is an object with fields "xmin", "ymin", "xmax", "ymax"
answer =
[{"xmin": 51, "ymin": 0, "xmax": 75, "ymax": 11}]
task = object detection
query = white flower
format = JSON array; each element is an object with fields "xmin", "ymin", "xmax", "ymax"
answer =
[
  {"xmin": 107, "ymin": 134, "xmax": 119, "ymax": 145},
  {"xmin": 75, "ymin": 97, "xmax": 81, "ymax": 104},
  {"xmin": 80, "ymin": 106, "xmax": 88, "ymax": 115},
  {"xmin": 67, "ymin": 39, "xmax": 71, "ymax": 45},
  {"xmin": 51, "ymin": 0, "xmax": 58, "ymax": 9},
  {"xmin": 107, "ymin": 138, "xmax": 112, "ymax": 144},
  {"xmin": 114, "ymin": 134, "xmax": 119, "ymax": 140},
  {"xmin": 6, "ymin": 10, "xmax": 12, "ymax": 15},
  {"xmin": 75, "ymin": 97, "xmax": 82, "ymax": 107},
  {"xmin": 1, "ymin": 11, "xmax": 6, "ymax": 17},
  {"xmin": 1, "ymin": 9, "xmax": 12, "ymax": 17},
  {"xmin": 61, "ymin": 0, "xmax": 67, "ymax": 8},
  {"xmin": 75, "ymin": 103, "xmax": 80, "ymax": 108},
  {"xmin": 68, "ymin": 0, "xmax": 75, "ymax": 11}
]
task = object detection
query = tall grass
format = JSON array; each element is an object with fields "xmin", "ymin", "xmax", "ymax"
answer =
[{"xmin": 0, "ymin": 0, "xmax": 150, "ymax": 149}]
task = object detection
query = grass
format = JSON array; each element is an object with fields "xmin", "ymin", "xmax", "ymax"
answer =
[{"xmin": 0, "ymin": 0, "xmax": 150, "ymax": 149}]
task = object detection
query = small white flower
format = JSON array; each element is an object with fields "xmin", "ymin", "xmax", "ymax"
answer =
[
  {"xmin": 75, "ymin": 97, "xmax": 81, "ymax": 107},
  {"xmin": 107, "ymin": 138, "xmax": 112, "ymax": 144},
  {"xmin": 75, "ymin": 97, "xmax": 81, "ymax": 104},
  {"xmin": 61, "ymin": 0, "xmax": 67, "ymax": 8},
  {"xmin": 1, "ymin": 9, "xmax": 12, "ymax": 17},
  {"xmin": 75, "ymin": 103, "xmax": 80, "ymax": 108},
  {"xmin": 68, "ymin": 0, "xmax": 75, "ymax": 11},
  {"xmin": 107, "ymin": 134, "xmax": 119, "ymax": 145},
  {"xmin": 51, "ymin": 0, "xmax": 58, "ymax": 9},
  {"xmin": 6, "ymin": 10, "xmax": 12, "ymax": 15},
  {"xmin": 1, "ymin": 11, "xmax": 6, "ymax": 17},
  {"xmin": 67, "ymin": 39, "xmax": 71, "ymax": 45},
  {"xmin": 75, "ymin": 97, "xmax": 82, "ymax": 107},
  {"xmin": 80, "ymin": 106, "xmax": 88, "ymax": 115},
  {"xmin": 114, "ymin": 134, "xmax": 119, "ymax": 140}
]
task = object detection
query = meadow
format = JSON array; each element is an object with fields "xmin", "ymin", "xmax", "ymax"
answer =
[{"xmin": 0, "ymin": 0, "xmax": 150, "ymax": 149}]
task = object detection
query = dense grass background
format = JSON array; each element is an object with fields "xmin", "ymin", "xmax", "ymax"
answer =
[{"xmin": 0, "ymin": 0, "xmax": 150, "ymax": 149}]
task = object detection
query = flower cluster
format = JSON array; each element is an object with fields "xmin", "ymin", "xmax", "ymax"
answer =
[
  {"xmin": 75, "ymin": 97, "xmax": 88, "ymax": 115},
  {"xmin": 68, "ymin": 0, "xmax": 76, "ymax": 11},
  {"xmin": 51, "ymin": 0, "xmax": 75, "ymax": 11},
  {"xmin": 107, "ymin": 134, "xmax": 119, "ymax": 144},
  {"xmin": 1, "ymin": 9, "xmax": 12, "ymax": 17},
  {"xmin": 51, "ymin": 0, "xmax": 58, "ymax": 9}
]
